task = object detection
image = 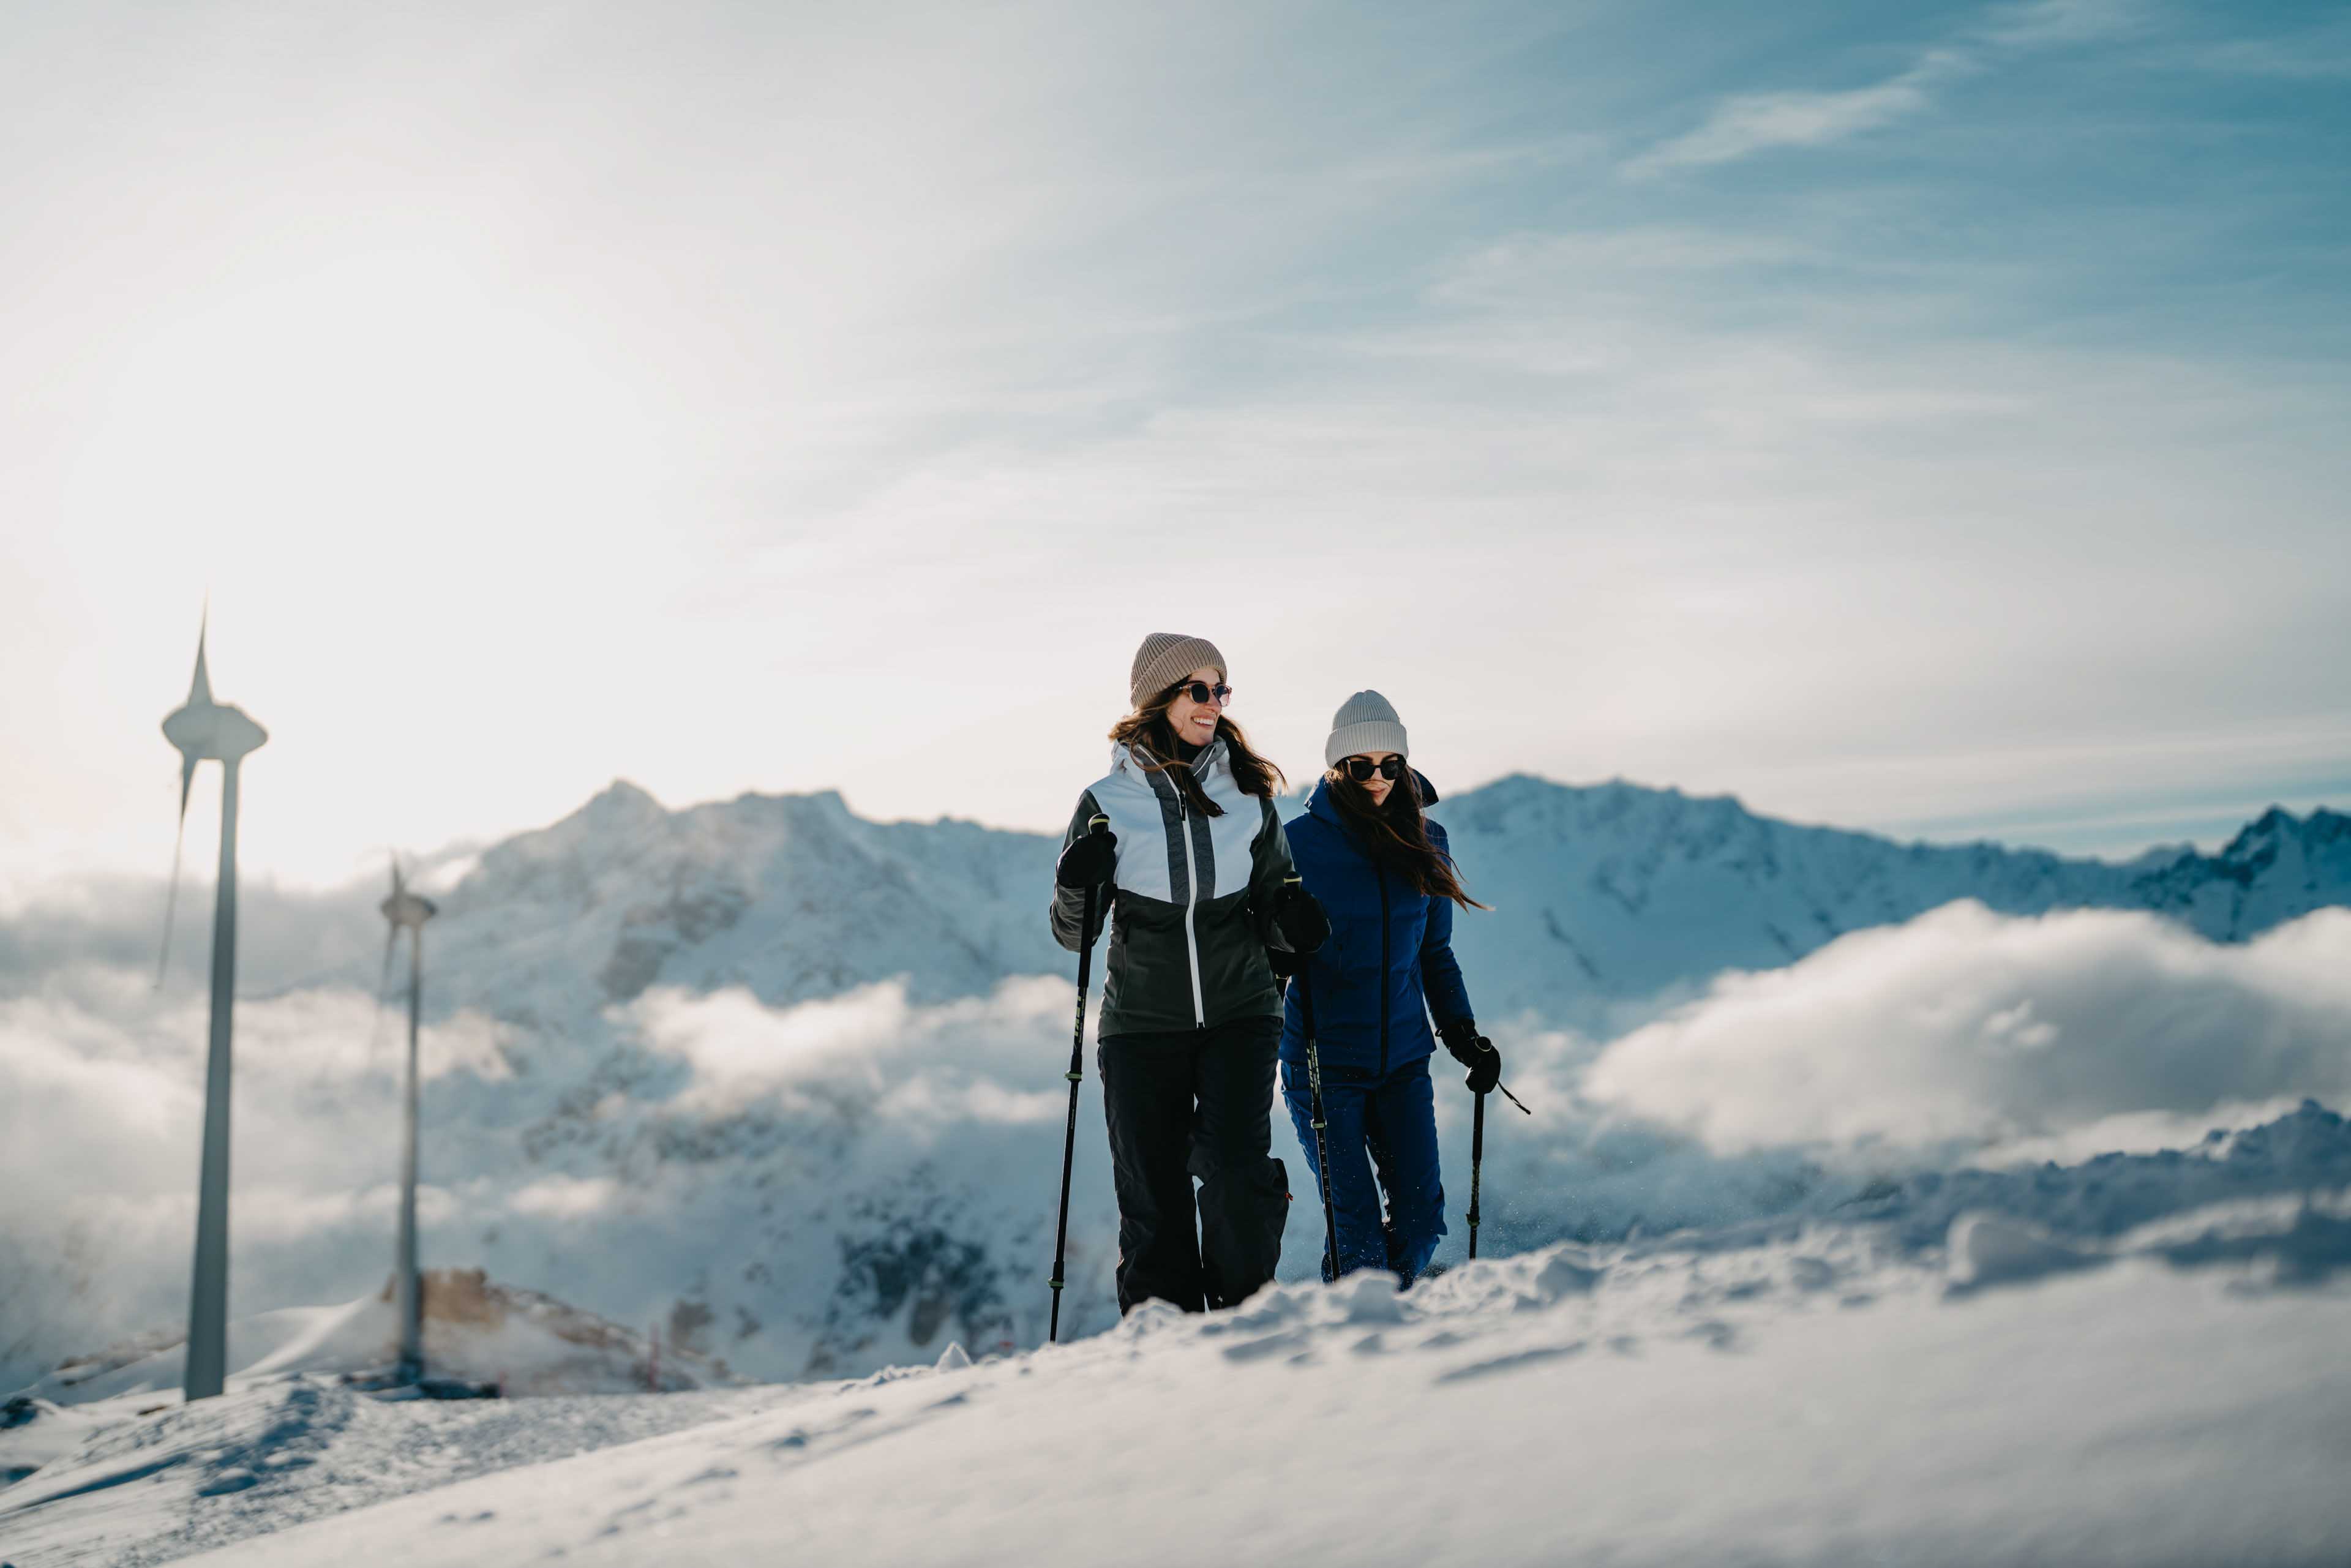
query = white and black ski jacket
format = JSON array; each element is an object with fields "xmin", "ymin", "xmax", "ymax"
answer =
[{"xmin": 1049, "ymin": 739, "xmax": 1299, "ymax": 1038}]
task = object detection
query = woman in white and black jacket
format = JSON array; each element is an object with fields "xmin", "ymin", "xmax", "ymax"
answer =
[{"xmin": 1049, "ymin": 632, "xmax": 1329, "ymax": 1316}]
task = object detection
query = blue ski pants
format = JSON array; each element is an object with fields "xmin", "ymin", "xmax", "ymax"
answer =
[{"xmin": 1281, "ymin": 1053, "xmax": 1447, "ymax": 1284}]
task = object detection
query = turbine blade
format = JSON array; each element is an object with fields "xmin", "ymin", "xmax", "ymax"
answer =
[
  {"xmin": 188, "ymin": 612, "xmax": 214, "ymax": 708},
  {"xmin": 154, "ymin": 760, "xmax": 197, "ymax": 988}
]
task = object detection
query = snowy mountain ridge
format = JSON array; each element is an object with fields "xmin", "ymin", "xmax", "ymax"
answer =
[
  {"xmin": 1436, "ymin": 776, "xmax": 2351, "ymax": 1023},
  {"xmin": 402, "ymin": 774, "xmax": 2350, "ymax": 1035},
  {"xmin": 407, "ymin": 782, "xmax": 1065, "ymax": 1037}
]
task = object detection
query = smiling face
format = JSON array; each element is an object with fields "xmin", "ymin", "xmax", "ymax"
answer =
[{"xmin": 1162, "ymin": 664, "xmax": 1227, "ymax": 748}]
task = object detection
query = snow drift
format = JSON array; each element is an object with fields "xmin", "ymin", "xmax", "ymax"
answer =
[{"xmin": 9, "ymin": 1166, "xmax": 2351, "ymax": 1567}]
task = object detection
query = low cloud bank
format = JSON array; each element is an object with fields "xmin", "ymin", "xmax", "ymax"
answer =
[
  {"xmin": 0, "ymin": 985, "xmax": 527, "ymax": 1388},
  {"xmin": 0, "ymin": 974, "xmax": 1116, "ymax": 1392},
  {"xmin": 1583, "ymin": 903, "xmax": 2351, "ymax": 1155},
  {"xmin": 626, "ymin": 977, "xmax": 1071, "ymax": 1128},
  {"xmin": 9, "ymin": 904, "xmax": 2351, "ymax": 1392}
]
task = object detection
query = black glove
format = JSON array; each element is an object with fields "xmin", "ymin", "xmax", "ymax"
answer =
[
  {"xmin": 1439, "ymin": 1018, "xmax": 1500, "ymax": 1095},
  {"xmin": 1273, "ymin": 883, "xmax": 1329, "ymax": 955},
  {"xmin": 1055, "ymin": 829, "xmax": 1117, "ymax": 889},
  {"xmin": 1266, "ymin": 945, "xmax": 1306, "ymax": 980}
]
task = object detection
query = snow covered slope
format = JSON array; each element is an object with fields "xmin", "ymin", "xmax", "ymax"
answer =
[
  {"xmin": 7, "ymin": 1130, "xmax": 2348, "ymax": 1567},
  {"xmin": 416, "ymin": 784, "xmax": 1067, "ymax": 1035},
  {"xmin": 0, "ymin": 1379, "xmax": 784, "ymax": 1566},
  {"xmin": 22, "ymin": 1270, "xmax": 727, "ymax": 1410}
]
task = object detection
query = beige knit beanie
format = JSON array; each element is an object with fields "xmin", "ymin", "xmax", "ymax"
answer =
[
  {"xmin": 1325, "ymin": 689, "xmax": 1408, "ymax": 767},
  {"xmin": 1129, "ymin": 632, "xmax": 1227, "ymax": 710}
]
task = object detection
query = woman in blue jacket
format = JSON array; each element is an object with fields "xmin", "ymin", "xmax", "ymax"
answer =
[{"xmin": 1281, "ymin": 690, "xmax": 1499, "ymax": 1284}]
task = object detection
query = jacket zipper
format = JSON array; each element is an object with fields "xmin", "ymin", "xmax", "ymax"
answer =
[
  {"xmin": 1376, "ymin": 861, "xmax": 1392, "ymax": 1074},
  {"xmin": 1177, "ymin": 789, "xmax": 1206, "ymax": 1029}
]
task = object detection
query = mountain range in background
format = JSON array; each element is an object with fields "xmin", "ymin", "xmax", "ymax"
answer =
[
  {"xmin": 1436, "ymin": 776, "xmax": 2351, "ymax": 1026},
  {"xmin": 351, "ymin": 774, "xmax": 2351, "ymax": 1037},
  {"xmin": 10, "ymin": 773, "xmax": 2343, "ymax": 1036}
]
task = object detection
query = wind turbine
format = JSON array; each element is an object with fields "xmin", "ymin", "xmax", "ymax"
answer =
[
  {"xmin": 157, "ymin": 614, "xmax": 268, "ymax": 1403},
  {"xmin": 378, "ymin": 857, "xmax": 438, "ymax": 1385}
]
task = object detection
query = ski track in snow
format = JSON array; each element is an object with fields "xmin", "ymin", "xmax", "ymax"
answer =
[{"xmin": 6, "ymin": 1191, "xmax": 2350, "ymax": 1567}]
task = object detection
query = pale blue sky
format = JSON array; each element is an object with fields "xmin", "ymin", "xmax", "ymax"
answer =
[{"xmin": 2, "ymin": 0, "xmax": 2345, "ymax": 889}]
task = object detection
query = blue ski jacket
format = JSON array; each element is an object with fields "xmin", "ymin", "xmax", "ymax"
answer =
[{"xmin": 1278, "ymin": 776, "xmax": 1476, "ymax": 1075}]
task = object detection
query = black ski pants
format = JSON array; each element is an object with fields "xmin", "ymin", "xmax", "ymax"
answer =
[{"xmin": 1097, "ymin": 1013, "xmax": 1289, "ymax": 1315}]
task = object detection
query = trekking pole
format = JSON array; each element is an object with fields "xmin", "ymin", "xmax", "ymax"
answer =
[
  {"xmin": 1466, "ymin": 1087, "xmax": 1487, "ymax": 1260},
  {"xmin": 1464, "ymin": 1070, "xmax": 1527, "ymax": 1262},
  {"xmin": 1289, "ymin": 891, "xmax": 1340, "ymax": 1285},
  {"xmin": 1047, "ymin": 816, "xmax": 1109, "ymax": 1343}
]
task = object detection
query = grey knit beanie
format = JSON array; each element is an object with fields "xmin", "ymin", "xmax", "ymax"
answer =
[
  {"xmin": 1129, "ymin": 632, "xmax": 1227, "ymax": 710},
  {"xmin": 1325, "ymin": 689, "xmax": 1408, "ymax": 767}
]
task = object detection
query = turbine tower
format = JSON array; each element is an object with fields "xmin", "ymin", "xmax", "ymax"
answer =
[
  {"xmin": 378, "ymin": 858, "xmax": 438, "ymax": 1385},
  {"xmin": 157, "ymin": 615, "xmax": 268, "ymax": 1403}
]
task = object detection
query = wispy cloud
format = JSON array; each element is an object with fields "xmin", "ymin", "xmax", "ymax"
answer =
[
  {"xmin": 1625, "ymin": 52, "xmax": 1974, "ymax": 177},
  {"xmin": 1627, "ymin": 0, "xmax": 2152, "ymax": 176},
  {"xmin": 1978, "ymin": 0, "xmax": 2151, "ymax": 49}
]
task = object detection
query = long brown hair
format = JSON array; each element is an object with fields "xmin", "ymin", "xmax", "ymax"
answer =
[
  {"xmin": 1327, "ymin": 766, "xmax": 1488, "ymax": 909},
  {"xmin": 1109, "ymin": 683, "xmax": 1288, "ymax": 817}
]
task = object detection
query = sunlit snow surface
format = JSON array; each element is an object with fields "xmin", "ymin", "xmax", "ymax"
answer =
[{"xmin": 6, "ymin": 1182, "xmax": 2349, "ymax": 1567}]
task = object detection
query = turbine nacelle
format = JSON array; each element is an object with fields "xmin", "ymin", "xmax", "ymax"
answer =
[
  {"xmin": 380, "ymin": 860, "xmax": 438, "ymax": 931},
  {"xmin": 161, "ymin": 699, "xmax": 269, "ymax": 766},
  {"xmin": 162, "ymin": 618, "xmax": 268, "ymax": 762}
]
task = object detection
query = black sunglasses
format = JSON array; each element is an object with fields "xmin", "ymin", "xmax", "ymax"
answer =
[
  {"xmin": 1172, "ymin": 681, "xmax": 1232, "ymax": 705},
  {"xmin": 1342, "ymin": 756, "xmax": 1405, "ymax": 782}
]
